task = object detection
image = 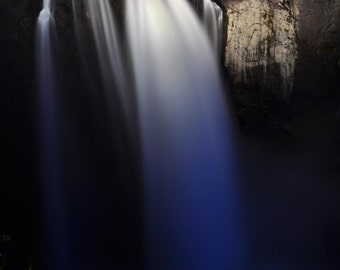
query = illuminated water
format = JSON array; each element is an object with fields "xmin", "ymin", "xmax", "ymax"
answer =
[
  {"xmin": 127, "ymin": 0, "xmax": 242, "ymax": 268},
  {"xmin": 202, "ymin": 0, "xmax": 224, "ymax": 57},
  {"xmin": 81, "ymin": 0, "xmax": 134, "ymax": 133},
  {"xmin": 193, "ymin": 0, "xmax": 224, "ymax": 57},
  {"xmin": 36, "ymin": 1, "xmax": 68, "ymax": 269},
  {"xmin": 39, "ymin": 0, "xmax": 242, "ymax": 268}
]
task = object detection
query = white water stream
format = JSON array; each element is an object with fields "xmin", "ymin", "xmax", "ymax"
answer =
[
  {"xmin": 202, "ymin": 0, "xmax": 224, "ymax": 57},
  {"xmin": 39, "ymin": 0, "xmax": 243, "ymax": 268},
  {"xmin": 36, "ymin": 1, "xmax": 68, "ymax": 269},
  {"xmin": 127, "ymin": 0, "xmax": 242, "ymax": 268}
]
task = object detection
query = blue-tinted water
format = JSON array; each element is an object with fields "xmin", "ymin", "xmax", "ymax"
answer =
[
  {"xmin": 127, "ymin": 0, "xmax": 244, "ymax": 268},
  {"xmin": 36, "ymin": 2, "xmax": 69, "ymax": 269}
]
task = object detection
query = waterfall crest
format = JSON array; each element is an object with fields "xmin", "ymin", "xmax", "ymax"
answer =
[
  {"xmin": 193, "ymin": 0, "xmax": 224, "ymax": 57},
  {"xmin": 202, "ymin": 0, "xmax": 224, "ymax": 57}
]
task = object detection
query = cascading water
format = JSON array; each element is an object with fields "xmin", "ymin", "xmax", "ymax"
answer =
[
  {"xmin": 202, "ymin": 0, "xmax": 224, "ymax": 57},
  {"xmin": 36, "ymin": 1, "xmax": 68, "ymax": 269},
  {"xmin": 72, "ymin": 0, "xmax": 138, "ymax": 173},
  {"xmin": 38, "ymin": 0, "xmax": 242, "ymax": 268},
  {"xmin": 79, "ymin": 0, "xmax": 134, "ymax": 134},
  {"xmin": 192, "ymin": 0, "xmax": 224, "ymax": 57},
  {"xmin": 127, "ymin": 0, "xmax": 243, "ymax": 268}
]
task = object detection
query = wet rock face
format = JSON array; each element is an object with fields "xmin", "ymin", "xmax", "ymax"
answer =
[
  {"xmin": 214, "ymin": 0, "xmax": 340, "ymax": 144},
  {"xmin": 219, "ymin": 0, "xmax": 340, "ymax": 99},
  {"xmin": 224, "ymin": 0, "xmax": 298, "ymax": 99}
]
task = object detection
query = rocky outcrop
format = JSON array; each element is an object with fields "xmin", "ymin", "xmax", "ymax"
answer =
[
  {"xmin": 218, "ymin": 0, "xmax": 340, "ymax": 99},
  {"xmin": 224, "ymin": 0, "xmax": 298, "ymax": 99}
]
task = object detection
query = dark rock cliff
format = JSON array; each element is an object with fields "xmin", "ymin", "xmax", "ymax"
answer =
[
  {"xmin": 213, "ymin": 0, "xmax": 340, "ymax": 149},
  {"xmin": 218, "ymin": 0, "xmax": 340, "ymax": 97}
]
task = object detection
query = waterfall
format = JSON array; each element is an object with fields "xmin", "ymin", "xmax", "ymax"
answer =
[
  {"xmin": 81, "ymin": 0, "xmax": 134, "ymax": 135},
  {"xmin": 192, "ymin": 0, "xmax": 224, "ymax": 57},
  {"xmin": 127, "ymin": 0, "xmax": 243, "ymax": 268},
  {"xmin": 43, "ymin": 0, "xmax": 51, "ymax": 8},
  {"xmin": 36, "ymin": 1, "xmax": 68, "ymax": 269},
  {"xmin": 202, "ymin": 0, "xmax": 224, "ymax": 57},
  {"xmin": 72, "ymin": 0, "xmax": 138, "ymax": 171},
  {"xmin": 37, "ymin": 0, "xmax": 242, "ymax": 268}
]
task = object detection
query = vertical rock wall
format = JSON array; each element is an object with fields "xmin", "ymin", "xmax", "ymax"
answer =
[
  {"xmin": 219, "ymin": 0, "xmax": 340, "ymax": 99},
  {"xmin": 221, "ymin": 0, "xmax": 299, "ymax": 99}
]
